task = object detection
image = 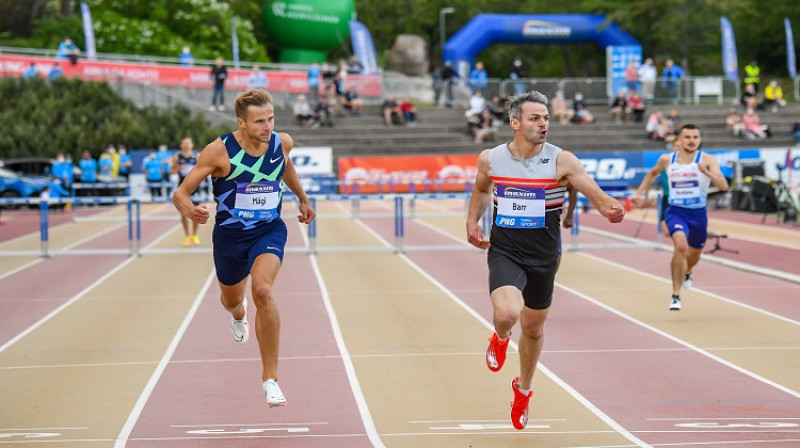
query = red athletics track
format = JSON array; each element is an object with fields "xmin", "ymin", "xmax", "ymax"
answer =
[{"xmin": 354, "ymin": 200, "xmax": 800, "ymax": 447}]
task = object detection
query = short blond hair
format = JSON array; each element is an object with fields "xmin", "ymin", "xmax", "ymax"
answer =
[{"xmin": 234, "ymin": 89, "xmax": 273, "ymax": 119}]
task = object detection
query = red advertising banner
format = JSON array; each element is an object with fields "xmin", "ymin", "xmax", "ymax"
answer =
[
  {"xmin": 0, "ymin": 54, "xmax": 383, "ymax": 96},
  {"xmin": 337, "ymin": 154, "xmax": 480, "ymax": 193}
]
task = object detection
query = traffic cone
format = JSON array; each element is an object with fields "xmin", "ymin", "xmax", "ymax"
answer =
[{"xmin": 624, "ymin": 196, "xmax": 632, "ymax": 212}]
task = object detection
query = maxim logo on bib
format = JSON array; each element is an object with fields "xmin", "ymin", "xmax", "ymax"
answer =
[
  {"xmin": 245, "ymin": 183, "xmax": 277, "ymax": 194},
  {"xmin": 504, "ymin": 188, "xmax": 539, "ymax": 199}
]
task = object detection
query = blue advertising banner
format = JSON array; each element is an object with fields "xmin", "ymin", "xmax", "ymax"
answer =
[
  {"xmin": 720, "ymin": 17, "xmax": 738, "ymax": 82},
  {"xmin": 231, "ymin": 17, "xmax": 240, "ymax": 69},
  {"xmin": 80, "ymin": 2, "xmax": 96, "ymax": 61},
  {"xmin": 605, "ymin": 45, "xmax": 642, "ymax": 97},
  {"xmin": 786, "ymin": 18, "xmax": 797, "ymax": 79},
  {"xmin": 349, "ymin": 20, "xmax": 379, "ymax": 74}
]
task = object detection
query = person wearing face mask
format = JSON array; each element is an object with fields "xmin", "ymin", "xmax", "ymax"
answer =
[
  {"xmin": 157, "ymin": 144, "xmax": 174, "ymax": 197},
  {"xmin": 118, "ymin": 146, "xmax": 132, "ymax": 181}
]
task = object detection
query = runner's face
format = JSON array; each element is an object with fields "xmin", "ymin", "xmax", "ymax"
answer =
[
  {"xmin": 241, "ymin": 104, "xmax": 275, "ymax": 143},
  {"xmin": 678, "ymin": 128, "xmax": 701, "ymax": 152},
  {"xmin": 513, "ymin": 102, "xmax": 549, "ymax": 145},
  {"xmin": 180, "ymin": 138, "xmax": 193, "ymax": 153}
]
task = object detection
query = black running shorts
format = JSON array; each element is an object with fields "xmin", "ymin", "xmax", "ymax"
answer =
[{"xmin": 487, "ymin": 251, "xmax": 558, "ymax": 310}]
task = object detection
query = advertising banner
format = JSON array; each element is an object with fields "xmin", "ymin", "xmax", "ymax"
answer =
[
  {"xmin": 606, "ymin": 45, "xmax": 642, "ymax": 97},
  {"xmin": 349, "ymin": 20, "xmax": 379, "ymax": 74},
  {"xmin": 786, "ymin": 18, "xmax": 797, "ymax": 79},
  {"xmin": 291, "ymin": 147, "xmax": 333, "ymax": 175},
  {"xmin": 337, "ymin": 154, "xmax": 480, "ymax": 193},
  {"xmin": 80, "ymin": 2, "xmax": 97, "ymax": 61},
  {"xmin": 720, "ymin": 17, "xmax": 739, "ymax": 82}
]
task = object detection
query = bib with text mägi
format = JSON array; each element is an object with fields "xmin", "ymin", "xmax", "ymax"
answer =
[{"xmin": 232, "ymin": 181, "xmax": 281, "ymax": 222}]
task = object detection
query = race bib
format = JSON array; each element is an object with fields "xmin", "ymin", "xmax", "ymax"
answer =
[
  {"xmin": 232, "ymin": 181, "xmax": 281, "ymax": 221},
  {"xmin": 670, "ymin": 178, "xmax": 702, "ymax": 206},
  {"xmin": 495, "ymin": 186, "xmax": 546, "ymax": 228},
  {"xmin": 179, "ymin": 162, "xmax": 195, "ymax": 176}
]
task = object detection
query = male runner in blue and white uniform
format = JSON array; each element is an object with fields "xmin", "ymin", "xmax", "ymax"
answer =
[
  {"xmin": 171, "ymin": 137, "xmax": 201, "ymax": 246},
  {"xmin": 173, "ymin": 89, "xmax": 315, "ymax": 407},
  {"xmin": 633, "ymin": 124, "xmax": 729, "ymax": 310},
  {"xmin": 466, "ymin": 91, "xmax": 625, "ymax": 430}
]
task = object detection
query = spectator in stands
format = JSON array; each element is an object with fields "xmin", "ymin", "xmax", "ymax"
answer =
[
  {"xmin": 638, "ymin": 57, "xmax": 657, "ymax": 104},
  {"xmin": 293, "ymin": 94, "xmax": 317, "ymax": 127},
  {"xmin": 78, "ymin": 150, "xmax": 98, "ymax": 187},
  {"xmin": 551, "ymin": 90, "xmax": 574, "ymax": 125},
  {"xmin": 763, "ymin": 80, "xmax": 786, "ymax": 113},
  {"xmin": 793, "ymin": 116, "xmax": 800, "ymax": 144},
  {"xmin": 143, "ymin": 148, "xmax": 165, "ymax": 198},
  {"xmin": 23, "ymin": 63, "xmax": 38, "ymax": 79},
  {"xmin": 468, "ymin": 61, "xmax": 488, "ymax": 94},
  {"xmin": 743, "ymin": 60, "xmax": 760, "ymax": 92},
  {"xmin": 509, "ymin": 57, "xmax": 526, "ymax": 95},
  {"xmin": 742, "ymin": 109, "xmax": 768, "ymax": 139},
  {"xmin": 337, "ymin": 59, "xmax": 349, "ymax": 94},
  {"xmin": 646, "ymin": 110, "xmax": 669, "ymax": 140},
  {"xmin": 56, "ymin": 37, "xmax": 80, "ymax": 65},
  {"xmin": 486, "ymin": 95, "xmax": 506, "ymax": 125},
  {"xmin": 472, "ymin": 109, "xmax": 497, "ymax": 144},
  {"xmin": 341, "ymin": 86, "xmax": 364, "ymax": 116},
  {"xmin": 347, "ymin": 55, "xmax": 364, "ymax": 74},
  {"xmin": 572, "ymin": 92, "xmax": 594, "ymax": 124},
  {"xmin": 610, "ymin": 91, "xmax": 628, "ymax": 123},
  {"xmin": 725, "ymin": 108, "xmax": 746, "ymax": 137},
  {"xmin": 99, "ymin": 148, "xmax": 114, "ymax": 177},
  {"xmin": 625, "ymin": 60, "xmax": 639, "ymax": 93},
  {"xmin": 307, "ymin": 62, "xmax": 321, "ymax": 105},
  {"xmin": 51, "ymin": 154, "xmax": 71, "ymax": 190},
  {"xmin": 179, "ymin": 45, "xmax": 194, "ymax": 66},
  {"xmin": 467, "ymin": 90, "xmax": 486, "ymax": 118},
  {"xmin": 47, "ymin": 63, "xmax": 63, "ymax": 82},
  {"xmin": 665, "ymin": 108, "xmax": 682, "ymax": 142},
  {"xmin": 118, "ymin": 146, "xmax": 132, "ymax": 181},
  {"xmin": 314, "ymin": 94, "xmax": 335, "ymax": 128},
  {"xmin": 432, "ymin": 66, "xmax": 443, "ymax": 107},
  {"xmin": 398, "ymin": 97, "xmax": 417, "ymax": 126},
  {"xmin": 209, "ymin": 57, "xmax": 228, "ymax": 111},
  {"xmin": 626, "ymin": 90, "xmax": 646, "ymax": 122},
  {"xmin": 662, "ymin": 59, "xmax": 685, "ymax": 103},
  {"xmin": 440, "ymin": 61, "xmax": 459, "ymax": 108},
  {"xmin": 740, "ymin": 83, "xmax": 760, "ymax": 110},
  {"xmin": 382, "ymin": 94, "xmax": 402, "ymax": 126},
  {"xmin": 248, "ymin": 65, "xmax": 269, "ymax": 91}
]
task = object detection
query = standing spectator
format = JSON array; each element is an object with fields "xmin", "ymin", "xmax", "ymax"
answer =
[
  {"xmin": 179, "ymin": 45, "xmax": 194, "ymax": 66},
  {"xmin": 626, "ymin": 90, "xmax": 646, "ymax": 122},
  {"xmin": 624, "ymin": 60, "xmax": 640, "ymax": 93},
  {"xmin": 63, "ymin": 153, "xmax": 75, "ymax": 188},
  {"xmin": 742, "ymin": 109, "xmax": 768, "ymax": 139},
  {"xmin": 638, "ymin": 57, "xmax": 658, "ymax": 104},
  {"xmin": 56, "ymin": 37, "xmax": 80, "ymax": 65},
  {"xmin": 47, "ymin": 63, "xmax": 63, "ymax": 82},
  {"xmin": 347, "ymin": 55, "xmax": 364, "ymax": 74},
  {"xmin": 209, "ymin": 57, "xmax": 228, "ymax": 111},
  {"xmin": 118, "ymin": 146, "xmax": 132, "ymax": 181},
  {"xmin": 725, "ymin": 108, "xmax": 746, "ymax": 137},
  {"xmin": 469, "ymin": 61, "xmax": 488, "ymax": 94},
  {"xmin": 792, "ymin": 116, "xmax": 800, "ymax": 144},
  {"xmin": 382, "ymin": 94, "xmax": 402, "ymax": 126},
  {"xmin": 23, "ymin": 63, "xmax": 38, "ymax": 79},
  {"xmin": 662, "ymin": 59, "xmax": 685, "ymax": 104},
  {"xmin": 99, "ymin": 148, "xmax": 114, "ymax": 177},
  {"xmin": 743, "ymin": 60, "xmax": 760, "ymax": 92},
  {"xmin": 763, "ymin": 80, "xmax": 786, "ymax": 112},
  {"xmin": 398, "ymin": 97, "xmax": 417, "ymax": 126},
  {"xmin": 248, "ymin": 65, "xmax": 269, "ymax": 91},
  {"xmin": 307, "ymin": 62, "xmax": 321, "ymax": 105},
  {"xmin": 551, "ymin": 90, "xmax": 575, "ymax": 125},
  {"xmin": 51, "ymin": 154, "xmax": 70, "ymax": 190},
  {"xmin": 78, "ymin": 150, "xmax": 98, "ymax": 196},
  {"xmin": 432, "ymin": 66, "xmax": 443, "ymax": 107},
  {"xmin": 292, "ymin": 94, "xmax": 317, "ymax": 127},
  {"xmin": 509, "ymin": 57, "xmax": 526, "ymax": 95},
  {"xmin": 341, "ymin": 86, "xmax": 364, "ymax": 116},
  {"xmin": 440, "ymin": 61, "xmax": 459, "ymax": 108},
  {"xmin": 142, "ymin": 148, "xmax": 165, "ymax": 198},
  {"xmin": 610, "ymin": 91, "xmax": 628, "ymax": 123}
]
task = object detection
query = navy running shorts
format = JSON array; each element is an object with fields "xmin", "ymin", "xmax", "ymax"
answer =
[
  {"xmin": 487, "ymin": 251, "xmax": 558, "ymax": 310},
  {"xmin": 212, "ymin": 218, "xmax": 288, "ymax": 286},
  {"xmin": 664, "ymin": 206, "xmax": 708, "ymax": 249}
]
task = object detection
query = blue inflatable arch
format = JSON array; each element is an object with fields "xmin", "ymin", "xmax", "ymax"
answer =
[{"xmin": 443, "ymin": 14, "xmax": 639, "ymax": 67}]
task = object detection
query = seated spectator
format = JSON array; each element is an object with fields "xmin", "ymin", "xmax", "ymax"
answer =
[
  {"xmin": 293, "ymin": 95, "xmax": 317, "ymax": 127},
  {"xmin": 347, "ymin": 55, "xmax": 364, "ymax": 74},
  {"xmin": 341, "ymin": 86, "xmax": 364, "ymax": 116},
  {"xmin": 56, "ymin": 37, "xmax": 80, "ymax": 65},
  {"xmin": 472, "ymin": 109, "xmax": 498, "ymax": 143},
  {"xmin": 551, "ymin": 91, "xmax": 575, "ymax": 125},
  {"xmin": 467, "ymin": 90, "xmax": 486, "ymax": 117},
  {"xmin": 23, "ymin": 63, "xmax": 38, "ymax": 79},
  {"xmin": 740, "ymin": 83, "xmax": 760, "ymax": 110},
  {"xmin": 382, "ymin": 94, "xmax": 402, "ymax": 126},
  {"xmin": 47, "ymin": 63, "xmax": 63, "ymax": 82},
  {"xmin": 486, "ymin": 95, "xmax": 506, "ymax": 126},
  {"xmin": 179, "ymin": 45, "xmax": 194, "ymax": 66},
  {"xmin": 398, "ymin": 97, "xmax": 417, "ymax": 126},
  {"xmin": 572, "ymin": 92, "xmax": 594, "ymax": 124},
  {"xmin": 664, "ymin": 108, "xmax": 681, "ymax": 142},
  {"xmin": 646, "ymin": 110, "xmax": 669, "ymax": 140},
  {"xmin": 793, "ymin": 115, "xmax": 800, "ymax": 144},
  {"xmin": 314, "ymin": 94, "xmax": 335, "ymax": 127},
  {"xmin": 725, "ymin": 108, "xmax": 746, "ymax": 137},
  {"xmin": 626, "ymin": 90, "xmax": 646, "ymax": 122},
  {"xmin": 610, "ymin": 92, "xmax": 627, "ymax": 123},
  {"xmin": 742, "ymin": 109, "xmax": 768, "ymax": 139},
  {"xmin": 763, "ymin": 80, "xmax": 787, "ymax": 113}
]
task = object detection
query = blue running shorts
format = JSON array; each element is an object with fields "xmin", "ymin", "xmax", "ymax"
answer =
[
  {"xmin": 212, "ymin": 219, "xmax": 288, "ymax": 286},
  {"xmin": 664, "ymin": 206, "xmax": 708, "ymax": 249}
]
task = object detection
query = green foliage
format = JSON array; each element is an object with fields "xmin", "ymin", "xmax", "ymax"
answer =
[{"xmin": 0, "ymin": 77, "xmax": 228, "ymax": 159}]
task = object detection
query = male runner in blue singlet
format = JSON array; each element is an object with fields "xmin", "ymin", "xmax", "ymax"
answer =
[
  {"xmin": 633, "ymin": 124, "xmax": 729, "ymax": 310},
  {"xmin": 466, "ymin": 91, "xmax": 625, "ymax": 430},
  {"xmin": 171, "ymin": 137, "xmax": 201, "ymax": 246},
  {"xmin": 173, "ymin": 89, "xmax": 315, "ymax": 407}
]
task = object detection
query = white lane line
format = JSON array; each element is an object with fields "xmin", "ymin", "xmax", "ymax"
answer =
[
  {"xmin": 557, "ymin": 282, "xmax": 800, "ymax": 399},
  {"xmin": 0, "ymin": 223, "xmax": 181, "ymax": 354},
  {"xmin": 300, "ymin": 221, "xmax": 387, "ymax": 448},
  {"xmin": 350, "ymin": 217, "xmax": 653, "ymax": 448},
  {"xmin": 576, "ymin": 251, "xmax": 800, "ymax": 327},
  {"xmin": 170, "ymin": 422, "xmax": 329, "ymax": 427},
  {"xmin": 113, "ymin": 270, "xmax": 215, "ymax": 448}
]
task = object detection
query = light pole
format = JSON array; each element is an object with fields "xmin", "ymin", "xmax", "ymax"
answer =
[{"xmin": 439, "ymin": 7, "xmax": 455, "ymax": 55}]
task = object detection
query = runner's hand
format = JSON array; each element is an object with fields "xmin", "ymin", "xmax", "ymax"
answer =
[
  {"xmin": 606, "ymin": 202, "xmax": 625, "ymax": 223},
  {"xmin": 297, "ymin": 200, "xmax": 316, "ymax": 224},
  {"xmin": 467, "ymin": 221, "xmax": 490, "ymax": 249},
  {"xmin": 192, "ymin": 205, "xmax": 210, "ymax": 224}
]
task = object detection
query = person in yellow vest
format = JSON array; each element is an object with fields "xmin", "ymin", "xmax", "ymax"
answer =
[
  {"xmin": 763, "ymin": 80, "xmax": 786, "ymax": 113},
  {"xmin": 743, "ymin": 60, "xmax": 760, "ymax": 92}
]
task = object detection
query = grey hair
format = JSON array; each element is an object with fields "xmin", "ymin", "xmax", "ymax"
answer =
[{"xmin": 506, "ymin": 91, "xmax": 549, "ymax": 121}]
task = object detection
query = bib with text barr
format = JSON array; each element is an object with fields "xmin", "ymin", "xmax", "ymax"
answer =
[{"xmin": 495, "ymin": 185, "xmax": 546, "ymax": 228}]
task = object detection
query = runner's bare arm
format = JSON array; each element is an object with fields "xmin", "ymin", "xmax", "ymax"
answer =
[
  {"xmin": 558, "ymin": 151, "xmax": 624, "ymax": 223},
  {"xmin": 169, "ymin": 153, "xmax": 179, "ymax": 175},
  {"xmin": 172, "ymin": 139, "xmax": 226, "ymax": 224},
  {"xmin": 563, "ymin": 183, "xmax": 578, "ymax": 228},
  {"xmin": 466, "ymin": 150, "xmax": 493, "ymax": 249},
  {"xmin": 279, "ymin": 133, "xmax": 316, "ymax": 224},
  {"xmin": 699, "ymin": 153, "xmax": 729, "ymax": 191},
  {"xmin": 632, "ymin": 153, "xmax": 670, "ymax": 207}
]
